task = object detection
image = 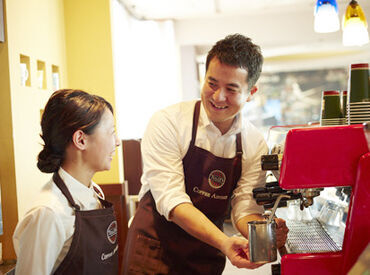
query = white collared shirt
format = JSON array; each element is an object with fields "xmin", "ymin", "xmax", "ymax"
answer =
[
  {"xmin": 13, "ymin": 167, "xmax": 104, "ymax": 275},
  {"xmin": 139, "ymin": 100, "xmax": 268, "ymax": 224}
]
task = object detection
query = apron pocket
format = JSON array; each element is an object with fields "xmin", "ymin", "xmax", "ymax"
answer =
[{"xmin": 128, "ymin": 234, "xmax": 169, "ymax": 274}]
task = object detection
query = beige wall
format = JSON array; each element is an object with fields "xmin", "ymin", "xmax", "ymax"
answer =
[
  {"xmin": 1, "ymin": 0, "xmax": 121, "ymax": 260},
  {"xmin": 1, "ymin": 0, "xmax": 68, "ymax": 260},
  {"xmin": 7, "ymin": 0, "xmax": 68, "ymax": 218}
]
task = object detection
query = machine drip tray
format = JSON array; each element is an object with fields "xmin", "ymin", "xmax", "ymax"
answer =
[{"xmin": 285, "ymin": 218, "xmax": 343, "ymax": 253}]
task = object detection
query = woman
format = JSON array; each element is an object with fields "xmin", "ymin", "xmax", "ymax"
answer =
[{"xmin": 13, "ymin": 89, "xmax": 121, "ymax": 274}]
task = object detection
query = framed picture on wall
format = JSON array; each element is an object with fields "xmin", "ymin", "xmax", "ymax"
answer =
[{"xmin": 0, "ymin": 0, "xmax": 4, "ymax": 42}]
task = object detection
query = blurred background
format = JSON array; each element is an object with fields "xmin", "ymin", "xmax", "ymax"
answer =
[{"xmin": 111, "ymin": 0, "xmax": 370, "ymax": 138}]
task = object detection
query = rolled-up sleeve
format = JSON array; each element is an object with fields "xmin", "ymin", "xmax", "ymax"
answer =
[
  {"xmin": 141, "ymin": 110, "xmax": 192, "ymax": 220},
  {"xmin": 231, "ymin": 131, "xmax": 268, "ymax": 224}
]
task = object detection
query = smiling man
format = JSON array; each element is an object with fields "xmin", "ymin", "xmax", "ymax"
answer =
[
  {"xmin": 122, "ymin": 34, "xmax": 289, "ymax": 275},
  {"xmin": 201, "ymin": 57, "xmax": 257, "ymax": 134}
]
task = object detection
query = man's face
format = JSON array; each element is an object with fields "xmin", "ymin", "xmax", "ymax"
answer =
[{"xmin": 201, "ymin": 57, "xmax": 256, "ymax": 134}]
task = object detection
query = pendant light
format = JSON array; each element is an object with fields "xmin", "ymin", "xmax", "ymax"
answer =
[
  {"xmin": 314, "ymin": 0, "xmax": 340, "ymax": 33},
  {"xmin": 342, "ymin": 0, "xmax": 369, "ymax": 46}
]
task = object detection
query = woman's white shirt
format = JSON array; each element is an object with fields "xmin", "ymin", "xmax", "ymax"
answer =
[{"xmin": 13, "ymin": 167, "xmax": 104, "ymax": 275}]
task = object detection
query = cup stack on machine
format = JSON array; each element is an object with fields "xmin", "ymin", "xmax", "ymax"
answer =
[
  {"xmin": 318, "ymin": 63, "xmax": 369, "ymax": 126},
  {"xmin": 342, "ymin": 91, "xmax": 348, "ymax": 124},
  {"xmin": 320, "ymin": 90, "xmax": 346, "ymax": 126},
  {"xmin": 347, "ymin": 63, "xmax": 370, "ymax": 124}
]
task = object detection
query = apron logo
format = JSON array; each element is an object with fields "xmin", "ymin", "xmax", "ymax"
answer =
[
  {"xmin": 107, "ymin": 221, "xmax": 117, "ymax": 244},
  {"xmin": 208, "ymin": 170, "xmax": 226, "ymax": 189}
]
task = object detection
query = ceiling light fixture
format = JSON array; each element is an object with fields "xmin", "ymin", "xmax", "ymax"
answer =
[
  {"xmin": 314, "ymin": 0, "xmax": 340, "ymax": 33},
  {"xmin": 342, "ymin": 0, "xmax": 369, "ymax": 46}
]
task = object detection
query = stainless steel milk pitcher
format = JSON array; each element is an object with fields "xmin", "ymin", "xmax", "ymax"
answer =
[{"xmin": 248, "ymin": 220, "xmax": 277, "ymax": 263}]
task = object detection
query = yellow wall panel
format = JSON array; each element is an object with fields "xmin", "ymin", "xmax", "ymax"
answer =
[
  {"xmin": 64, "ymin": 0, "xmax": 120, "ymax": 184},
  {"xmin": 0, "ymin": 1, "xmax": 18, "ymax": 259}
]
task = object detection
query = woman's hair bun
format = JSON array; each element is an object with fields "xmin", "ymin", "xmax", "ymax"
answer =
[{"xmin": 37, "ymin": 147, "xmax": 62, "ymax": 173}]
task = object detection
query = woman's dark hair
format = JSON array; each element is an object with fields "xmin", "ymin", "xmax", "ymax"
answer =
[
  {"xmin": 205, "ymin": 33, "xmax": 264, "ymax": 89},
  {"xmin": 37, "ymin": 89, "xmax": 113, "ymax": 173}
]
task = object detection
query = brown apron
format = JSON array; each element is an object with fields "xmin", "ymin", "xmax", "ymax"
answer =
[
  {"xmin": 123, "ymin": 101, "xmax": 242, "ymax": 275},
  {"xmin": 52, "ymin": 172, "xmax": 119, "ymax": 275}
]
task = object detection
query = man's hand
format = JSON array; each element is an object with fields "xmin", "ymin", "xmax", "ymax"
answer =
[
  {"xmin": 275, "ymin": 218, "xmax": 289, "ymax": 248},
  {"xmin": 220, "ymin": 236, "xmax": 264, "ymax": 269}
]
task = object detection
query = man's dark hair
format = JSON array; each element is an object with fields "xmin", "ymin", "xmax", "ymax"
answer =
[{"xmin": 205, "ymin": 34, "xmax": 263, "ymax": 89}]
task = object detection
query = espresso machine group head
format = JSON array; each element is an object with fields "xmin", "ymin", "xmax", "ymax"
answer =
[{"xmin": 260, "ymin": 154, "xmax": 324, "ymax": 210}]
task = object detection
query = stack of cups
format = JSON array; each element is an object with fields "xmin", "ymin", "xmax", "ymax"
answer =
[
  {"xmin": 347, "ymin": 63, "xmax": 370, "ymax": 125},
  {"xmin": 320, "ymin": 90, "xmax": 345, "ymax": 126},
  {"xmin": 342, "ymin": 91, "xmax": 348, "ymax": 124}
]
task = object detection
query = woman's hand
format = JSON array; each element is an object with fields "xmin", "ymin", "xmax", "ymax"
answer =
[{"xmin": 220, "ymin": 236, "xmax": 264, "ymax": 269}]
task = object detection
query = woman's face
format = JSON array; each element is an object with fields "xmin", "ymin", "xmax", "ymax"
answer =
[{"xmin": 84, "ymin": 108, "xmax": 120, "ymax": 172}]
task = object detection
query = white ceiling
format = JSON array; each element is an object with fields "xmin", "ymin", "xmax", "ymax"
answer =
[
  {"xmin": 119, "ymin": 0, "xmax": 361, "ymax": 20},
  {"xmin": 118, "ymin": 0, "xmax": 370, "ymax": 71}
]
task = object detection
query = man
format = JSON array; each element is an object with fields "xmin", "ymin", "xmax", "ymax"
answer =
[{"xmin": 123, "ymin": 34, "xmax": 288, "ymax": 274}]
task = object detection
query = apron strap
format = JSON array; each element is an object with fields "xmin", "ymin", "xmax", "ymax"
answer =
[
  {"xmin": 235, "ymin": 132, "xmax": 242, "ymax": 156},
  {"xmin": 190, "ymin": 101, "xmax": 201, "ymax": 148},
  {"xmin": 53, "ymin": 172, "xmax": 81, "ymax": 210},
  {"xmin": 233, "ymin": 132, "xmax": 243, "ymax": 183}
]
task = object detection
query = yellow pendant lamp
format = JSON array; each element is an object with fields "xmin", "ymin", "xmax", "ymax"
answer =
[{"xmin": 342, "ymin": 0, "xmax": 369, "ymax": 46}]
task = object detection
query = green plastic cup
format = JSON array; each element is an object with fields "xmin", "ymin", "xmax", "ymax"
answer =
[
  {"xmin": 348, "ymin": 63, "xmax": 369, "ymax": 103},
  {"xmin": 321, "ymin": 91, "xmax": 342, "ymax": 119}
]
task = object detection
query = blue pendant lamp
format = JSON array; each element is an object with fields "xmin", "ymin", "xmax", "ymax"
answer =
[
  {"xmin": 342, "ymin": 0, "xmax": 369, "ymax": 46},
  {"xmin": 314, "ymin": 0, "xmax": 340, "ymax": 33}
]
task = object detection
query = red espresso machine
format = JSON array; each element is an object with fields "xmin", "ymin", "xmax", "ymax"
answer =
[{"xmin": 260, "ymin": 124, "xmax": 369, "ymax": 275}]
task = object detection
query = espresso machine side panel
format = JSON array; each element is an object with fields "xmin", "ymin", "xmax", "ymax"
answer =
[{"xmin": 342, "ymin": 152, "xmax": 370, "ymax": 274}]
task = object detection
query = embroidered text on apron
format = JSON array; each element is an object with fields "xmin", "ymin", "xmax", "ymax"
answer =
[
  {"xmin": 52, "ymin": 172, "xmax": 119, "ymax": 275},
  {"xmin": 123, "ymin": 101, "xmax": 242, "ymax": 275}
]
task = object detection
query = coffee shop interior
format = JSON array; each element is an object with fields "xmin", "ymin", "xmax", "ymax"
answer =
[{"xmin": 0, "ymin": 0, "xmax": 369, "ymax": 274}]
